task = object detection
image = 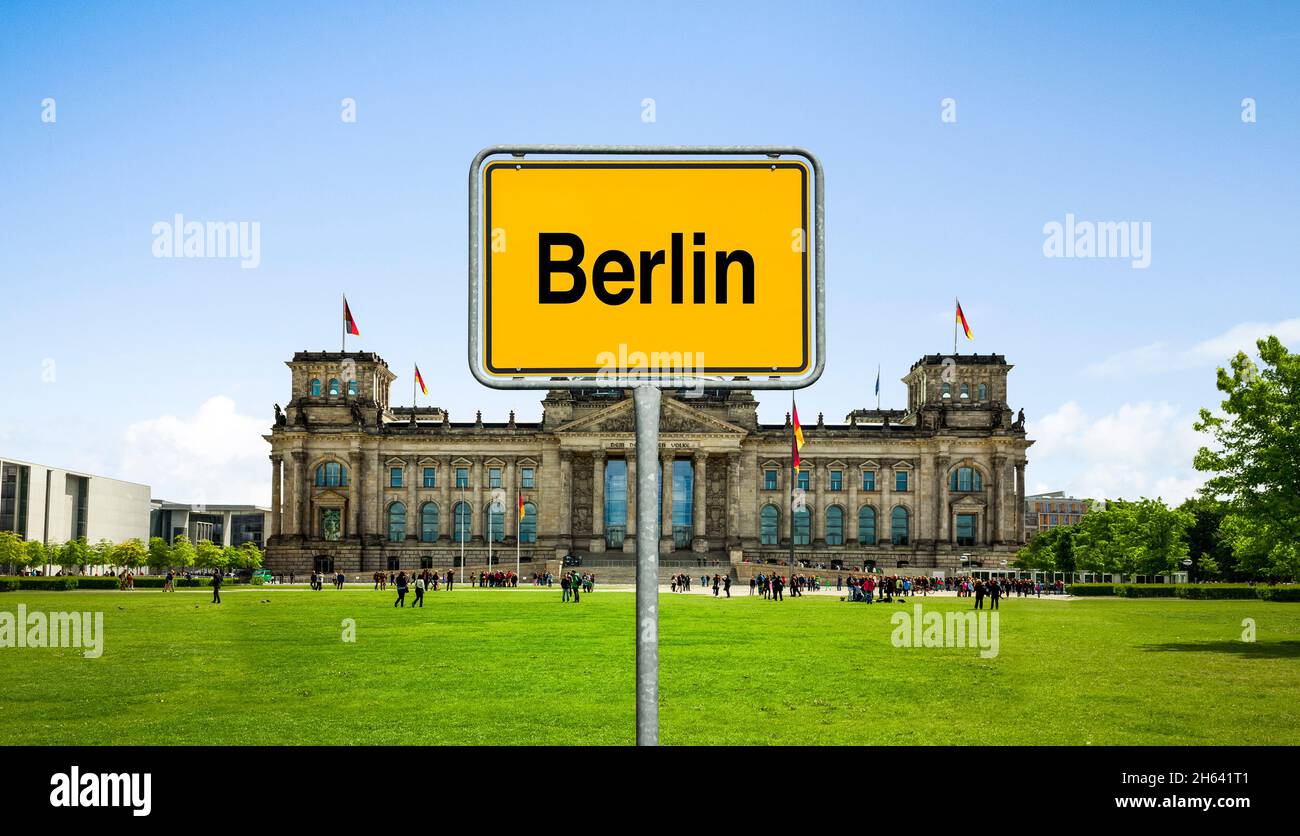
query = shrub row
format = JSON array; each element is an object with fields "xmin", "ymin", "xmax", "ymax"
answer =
[
  {"xmin": 0, "ymin": 576, "xmax": 247, "ymax": 592},
  {"xmin": 1065, "ymin": 583, "xmax": 1298, "ymax": 601}
]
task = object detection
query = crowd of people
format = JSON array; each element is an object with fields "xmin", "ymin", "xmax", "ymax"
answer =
[
  {"xmin": 560, "ymin": 571, "xmax": 594, "ymax": 602},
  {"xmin": 834, "ymin": 573, "xmax": 1057, "ymax": 605}
]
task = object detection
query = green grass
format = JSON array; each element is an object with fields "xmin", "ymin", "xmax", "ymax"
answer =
[{"xmin": 1, "ymin": 587, "xmax": 1297, "ymax": 745}]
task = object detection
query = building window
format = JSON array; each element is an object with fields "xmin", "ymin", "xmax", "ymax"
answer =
[
  {"xmin": 489, "ymin": 467, "xmax": 502, "ymax": 489},
  {"xmin": 604, "ymin": 459, "xmax": 627, "ymax": 550},
  {"xmin": 320, "ymin": 508, "xmax": 341, "ymax": 541},
  {"xmin": 420, "ymin": 503, "xmax": 439, "ymax": 542},
  {"xmin": 793, "ymin": 506, "xmax": 811, "ymax": 546},
  {"xmin": 390, "ymin": 467, "xmax": 403, "ymax": 488},
  {"xmin": 764, "ymin": 469, "xmax": 777, "ymax": 491},
  {"xmin": 387, "ymin": 555, "xmax": 400, "ymax": 571},
  {"xmin": 978, "ymin": 383, "xmax": 987, "ymax": 401},
  {"xmin": 960, "ymin": 383, "xmax": 970, "ymax": 399},
  {"xmin": 858, "ymin": 506, "xmax": 876, "ymax": 545},
  {"xmin": 760, "ymin": 505, "xmax": 779, "ymax": 545},
  {"xmin": 956, "ymin": 513, "xmax": 976, "ymax": 546},
  {"xmin": 388, "ymin": 502, "xmax": 406, "ymax": 542},
  {"xmin": 423, "ymin": 467, "xmax": 436, "ymax": 488},
  {"xmin": 895, "ymin": 470, "xmax": 909, "ymax": 492},
  {"xmin": 949, "ymin": 466, "xmax": 982, "ymax": 492},
  {"xmin": 520, "ymin": 502, "xmax": 537, "ymax": 544},
  {"xmin": 485, "ymin": 503, "xmax": 504, "ymax": 543},
  {"xmin": 455, "ymin": 467, "xmax": 469, "ymax": 489},
  {"xmin": 797, "ymin": 471, "xmax": 809, "ymax": 491},
  {"xmin": 829, "ymin": 470, "xmax": 843, "ymax": 491},
  {"xmin": 521, "ymin": 467, "xmax": 535, "ymax": 488},
  {"xmin": 315, "ymin": 462, "xmax": 348, "ymax": 487},
  {"xmin": 347, "ymin": 380, "xmax": 359, "ymax": 396},
  {"xmin": 420, "ymin": 555, "xmax": 434, "ymax": 569},
  {"xmin": 891, "ymin": 506, "xmax": 910, "ymax": 545},
  {"xmin": 453, "ymin": 501, "xmax": 471, "ymax": 542},
  {"xmin": 670, "ymin": 459, "xmax": 694, "ymax": 550},
  {"xmin": 862, "ymin": 470, "xmax": 876, "ymax": 491},
  {"xmin": 942, "ymin": 382, "xmax": 951, "ymax": 399},
  {"xmin": 328, "ymin": 378, "xmax": 341, "ymax": 396},
  {"xmin": 310, "ymin": 378, "xmax": 321, "ymax": 396},
  {"xmin": 826, "ymin": 506, "xmax": 844, "ymax": 545}
]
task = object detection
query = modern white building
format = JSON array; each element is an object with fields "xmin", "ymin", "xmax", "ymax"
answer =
[
  {"xmin": 0, "ymin": 456, "xmax": 152, "ymax": 545},
  {"xmin": 149, "ymin": 500, "xmax": 271, "ymax": 548}
]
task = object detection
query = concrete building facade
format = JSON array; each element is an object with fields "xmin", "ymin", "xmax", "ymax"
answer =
[
  {"xmin": 264, "ymin": 351, "xmax": 1033, "ymax": 576},
  {"xmin": 0, "ymin": 456, "xmax": 151, "ymax": 546}
]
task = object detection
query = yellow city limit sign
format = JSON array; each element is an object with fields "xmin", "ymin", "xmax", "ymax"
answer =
[{"xmin": 481, "ymin": 160, "xmax": 811, "ymax": 378}]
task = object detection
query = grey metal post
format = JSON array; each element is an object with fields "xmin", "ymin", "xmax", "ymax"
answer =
[{"xmin": 633, "ymin": 385, "xmax": 661, "ymax": 746}]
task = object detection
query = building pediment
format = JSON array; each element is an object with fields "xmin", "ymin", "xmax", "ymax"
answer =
[
  {"xmin": 951, "ymin": 495, "xmax": 986, "ymax": 509},
  {"xmin": 556, "ymin": 397, "xmax": 747, "ymax": 436}
]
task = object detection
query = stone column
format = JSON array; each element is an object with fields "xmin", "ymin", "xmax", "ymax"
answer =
[
  {"xmin": 471, "ymin": 457, "xmax": 483, "ymax": 541},
  {"xmin": 660, "ymin": 452, "xmax": 674, "ymax": 552},
  {"xmin": 623, "ymin": 455, "xmax": 636, "ymax": 553},
  {"xmin": 559, "ymin": 451, "xmax": 573, "ymax": 542},
  {"xmin": 781, "ymin": 462, "xmax": 792, "ymax": 544},
  {"xmin": 991, "ymin": 455, "xmax": 1006, "ymax": 545},
  {"xmin": 590, "ymin": 451, "xmax": 606, "ymax": 552},
  {"xmin": 811, "ymin": 458, "xmax": 824, "ymax": 545},
  {"xmin": 405, "ymin": 455, "xmax": 418, "ymax": 539},
  {"xmin": 692, "ymin": 451, "xmax": 707, "ymax": 552},
  {"xmin": 505, "ymin": 456, "xmax": 518, "ymax": 540},
  {"xmin": 292, "ymin": 451, "xmax": 309, "ymax": 538},
  {"xmin": 726, "ymin": 452, "xmax": 740, "ymax": 547},
  {"xmin": 270, "ymin": 454, "xmax": 283, "ymax": 538},
  {"xmin": 1015, "ymin": 461, "xmax": 1027, "ymax": 543},
  {"xmin": 936, "ymin": 456, "xmax": 950, "ymax": 544},
  {"xmin": 847, "ymin": 459, "xmax": 859, "ymax": 544},
  {"xmin": 878, "ymin": 460, "xmax": 892, "ymax": 545},
  {"xmin": 439, "ymin": 455, "xmax": 452, "ymax": 541},
  {"xmin": 348, "ymin": 449, "xmax": 363, "ymax": 539}
]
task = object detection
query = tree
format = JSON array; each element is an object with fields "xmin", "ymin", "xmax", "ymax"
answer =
[
  {"xmin": 194, "ymin": 539, "xmax": 226, "ymax": 572},
  {"xmin": 24, "ymin": 540, "xmax": 47, "ymax": 574},
  {"xmin": 0, "ymin": 531, "xmax": 25, "ymax": 573},
  {"xmin": 147, "ymin": 537, "xmax": 171, "ymax": 572},
  {"xmin": 1072, "ymin": 498, "xmax": 1192, "ymax": 577},
  {"xmin": 1016, "ymin": 523, "xmax": 1079, "ymax": 573},
  {"xmin": 89, "ymin": 538, "xmax": 115, "ymax": 573},
  {"xmin": 169, "ymin": 535, "xmax": 196, "ymax": 571},
  {"xmin": 112, "ymin": 539, "xmax": 147, "ymax": 572},
  {"xmin": 57, "ymin": 538, "xmax": 90, "ymax": 574},
  {"xmin": 1195, "ymin": 336, "xmax": 1300, "ymax": 580},
  {"xmin": 1179, "ymin": 496, "xmax": 1229, "ymax": 580}
]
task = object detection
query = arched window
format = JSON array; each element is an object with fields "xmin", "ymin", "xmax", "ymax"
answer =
[
  {"xmin": 310, "ymin": 378, "xmax": 322, "ymax": 396},
  {"xmin": 949, "ymin": 466, "xmax": 983, "ymax": 492},
  {"xmin": 485, "ymin": 503, "xmax": 504, "ymax": 543},
  {"xmin": 520, "ymin": 502, "xmax": 537, "ymax": 543},
  {"xmin": 315, "ymin": 461, "xmax": 347, "ymax": 487},
  {"xmin": 977, "ymin": 383, "xmax": 988, "ymax": 401},
  {"xmin": 347, "ymin": 380, "xmax": 359, "ymax": 396},
  {"xmin": 387, "ymin": 502, "xmax": 406, "ymax": 542},
  {"xmin": 858, "ymin": 506, "xmax": 876, "ymax": 545},
  {"xmin": 760, "ymin": 505, "xmax": 779, "ymax": 545},
  {"xmin": 793, "ymin": 506, "xmax": 811, "ymax": 546},
  {"xmin": 891, "ymin": 506, "xmax": 910, "ymax": 545},
  {"xmin": 941, "ymin": 382, "xmax": 951, "ymax": 399},
  {"xmin": 453, "ymin": 501, "xmax": 471, "ymax": 542},
  {"xmin": 328, "ymin": 378, "xmax": 341, "ymax": 396},
  {"xmin": 420, "ymin": 503, "xmax": 439, "ymax": 542},
  {"xmin": 826, "ymin": 506, "xmax": 844, "ymax": 545},
  {"xmin": 960, "ymin": 383, "xmax": 970, "ymax": 399}
]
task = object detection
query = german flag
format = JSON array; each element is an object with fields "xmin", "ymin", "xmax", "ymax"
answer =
[
  {"xmin": 414, "ymin": 364, "xmax": 428, "ymax": 396},
  {"xmin": 792, "ymin": 400, "xmax": 806, "ymax": 474},
  {"xmin": 518, "ymin": 493, "xmax": 526, "ymax": 521},
  {"xmin": 956, "ymin": 299, "xmax": 973, "ymax": 340},
  {"xmin": 344, "ymin": 296, "xmax": 360, "ymax": 337}
]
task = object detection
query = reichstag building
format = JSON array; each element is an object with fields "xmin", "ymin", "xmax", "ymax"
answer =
[{"xmin": 264, "ymin": 351, "xmax": 1033, "ymax": 575}]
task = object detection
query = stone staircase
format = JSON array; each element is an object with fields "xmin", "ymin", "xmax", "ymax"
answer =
[{"xmin": 565, "ymin": 552, "xmax": 735, "ymax": 585}]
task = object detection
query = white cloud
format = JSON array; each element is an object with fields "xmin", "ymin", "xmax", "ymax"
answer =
[
  {"xmin": 1030, "ymin": 400, "xmax": 1206, "ymax": 505},
  {"xmin": 120, "ymin": 396, "xmax": 269, "ymax": 506},
  {"xmin": 1086, "ymin": 317, "xmax": 1300, "ymax": 377}
]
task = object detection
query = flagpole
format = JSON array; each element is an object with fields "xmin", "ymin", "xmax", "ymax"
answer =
[
  {"xmin": 789, "ymin": 392, "xmax": 796, "ymax": 575},
  {"xmin": 877, "ymin": 364, "xmax": 881, "ymax": 411},
  {"xmin": 953, "ymin": 297, "xmax": 958, "ymax": 356},
  {"xmin": 342, "ymin": 294, "xmax": 346, "ymax": 353}
]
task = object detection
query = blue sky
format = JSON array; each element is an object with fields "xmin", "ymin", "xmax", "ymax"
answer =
[{"xmin": 1, "ymin": 0, "xmax": 1297, "ymax": 506}]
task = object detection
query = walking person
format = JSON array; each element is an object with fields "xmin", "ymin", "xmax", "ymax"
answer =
[
  {"xmin": 211, "ymin": 571, "xmax": 222, "ymax": 604},
  {"xmin": 723, "ymin": 575, "xmax": 731, "ymax": 598},
  {"xmin": 394, "ymin": 571, "xmax": 408, "ymax": 608},
  {"xmin": 412, "ymin": 574, "xmax": 425, "ymax": 608}
]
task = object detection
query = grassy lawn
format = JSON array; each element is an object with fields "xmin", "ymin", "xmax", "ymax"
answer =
[{"xmin": 1, "ymin": 587, "xmax": 1297, "ymax": 745}]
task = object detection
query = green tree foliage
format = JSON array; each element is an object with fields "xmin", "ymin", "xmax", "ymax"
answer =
[
  {"xmin": 169, "ymin": 535, "xmax": 196, "ymax": 570},
  {"xmin": 0, "ymin": 531, "xmax": 25, "ymax": 572},
  {"xmin": 89, "ymin": 538, "xmax": 115, "ymax": 571},
  {"xmin": 1194, "ymin": 336, "xmax": 1300, "ymax": 580},
  {"xmin": 194, "ymin": 539, "xmax": 226, "ymax": 571},
  {"xmin": 1015, "ymin": 525, "xmax": 1077, "ymax": 572},
  {"xmin": 1178, "ymin": 496, "xmax": 1229, "ymax": 580},
  {"xmin": 147, "ymin": 537, "xmax": 172, "ymax": 571},
  {"xmin": 1072, "ymin": 498, "xmax": 1193, "ymax": 577},
  {"xmin": 24, "ymin": 540, "xmax": 47, "ymax": 573},
  {"xmin": 57, "ymin": 538, "xmax": 89, "ymax": 573},
  {"xmin": 112, "ymin": 539, "xmax": 147, "ymax": 571}
]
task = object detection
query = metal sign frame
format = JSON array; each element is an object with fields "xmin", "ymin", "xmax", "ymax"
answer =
[
  {"xmin": 468, "ymin": 145, "xmax": 824, "ymax": 391},
  {"xmin": 466, "ymin": 146, "xmax": 825, "ymax": 747}
]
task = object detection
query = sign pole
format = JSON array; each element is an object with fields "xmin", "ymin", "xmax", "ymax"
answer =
[{"xmin": 633, "ymin": 384, "xmax": 661, "ymax": 746}]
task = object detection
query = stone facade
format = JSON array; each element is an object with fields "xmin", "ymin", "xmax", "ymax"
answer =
[{"xmin": 264, "ymin": 351, "xmax": 1033, "ymax": 576}]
